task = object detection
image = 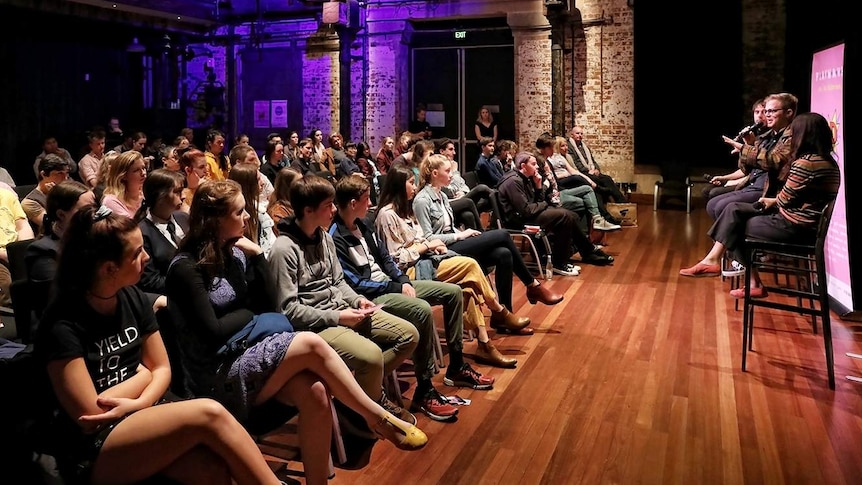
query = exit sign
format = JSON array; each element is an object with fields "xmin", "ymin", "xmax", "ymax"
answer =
[{"xmin": 454, "ymin": 31, "xmax": 466, "ymax": 39}]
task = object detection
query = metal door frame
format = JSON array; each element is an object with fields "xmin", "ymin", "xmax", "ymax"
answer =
[{"xmin": 411, "ymin": 44, "xmax": 514, "ymax": 167}]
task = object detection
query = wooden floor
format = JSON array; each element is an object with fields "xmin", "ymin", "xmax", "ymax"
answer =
[{"xmin": 265, "ymin": 203, "xmax": 862, "ymax": 485}]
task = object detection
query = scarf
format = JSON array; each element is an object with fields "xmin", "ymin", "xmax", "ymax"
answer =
[{"xmin": 571, "ymin": 141, "xmax": 596, "ymax": 172}]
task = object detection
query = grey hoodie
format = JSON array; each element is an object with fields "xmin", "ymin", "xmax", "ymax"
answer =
[{"xmin": 269, "ymin": 217, "xmax": 363, "ymax": 332}]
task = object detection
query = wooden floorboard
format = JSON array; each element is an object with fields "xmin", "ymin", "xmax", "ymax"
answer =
[{"xmin": 264, "ymin": 203, "xmax": 862, "ymax": 485}]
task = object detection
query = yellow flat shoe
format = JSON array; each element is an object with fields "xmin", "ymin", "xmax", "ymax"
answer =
[{"xmin": 373, "ymin": 412, "xmax": 428, "ymax": 451}]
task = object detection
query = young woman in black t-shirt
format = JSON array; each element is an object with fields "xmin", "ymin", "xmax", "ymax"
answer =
[{"xmin": 36, "ymin": 205, "xmax": 283, "ymax": 485}]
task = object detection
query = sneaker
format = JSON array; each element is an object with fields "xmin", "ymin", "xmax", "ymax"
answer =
[
  {"xmin": 722, "ymin": 260, "xmax": 746, "ymax": 277},
  {"xmin": 443, "ymin": 362, "xmax": 495, "ymax": 390},
  {"xmin": 379, "ymin": 394, "xmax": 417, "ymax": 426},
  {"xmin": 552, "ymin": 263, "xmax": 580, "ymax": 276},
  {"xmin": 410, "ymin": 388, "xmax": 459, "ymax": 422},
  {"xmin": 592, "ymin": 215, "xmax": 622, "ymax": 231}
]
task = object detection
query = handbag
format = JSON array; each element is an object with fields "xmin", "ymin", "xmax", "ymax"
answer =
[{"xmin": 217, "ymin": 312, "xmax": 294, "ymax": 356}]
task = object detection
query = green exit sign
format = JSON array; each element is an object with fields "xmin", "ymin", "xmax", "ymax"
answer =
[{"xmin": 454, "ymin": 31, "xmax": 466, "ymax": 39}]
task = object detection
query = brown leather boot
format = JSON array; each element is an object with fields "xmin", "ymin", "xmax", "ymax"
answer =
[
  {"xmin": 526, "ymin": 282, "xmax": 564, "ymax": 305},
  {"xmin": 474, "ymin": 340, "xmax": 517, "ymax": 368},
  {"xmin": 489, "ymin": 308, "xmax": 531, "ymax": 331}
]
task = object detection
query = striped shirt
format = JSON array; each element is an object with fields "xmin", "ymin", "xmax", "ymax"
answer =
[{"xmin": 777, "ymin": 154, "xmax": 840, "ymax": 228}]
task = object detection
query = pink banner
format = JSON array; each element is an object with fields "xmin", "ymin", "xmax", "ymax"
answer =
[{"xmin": 810, "ymin": 43, "xmax": 852, "ymax": 310}]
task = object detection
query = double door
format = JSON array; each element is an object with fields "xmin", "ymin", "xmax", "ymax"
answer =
[{"xmin": 411, "ymin": 45, "xmax": 514, "ymax": 172}]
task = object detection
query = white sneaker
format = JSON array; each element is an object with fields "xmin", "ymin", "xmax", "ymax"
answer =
[
  {"xmin": 553, "ymin": 263, "xmax": 580, "ymax": 276},
  {"xmin": 722, "ymin": 260, "xmax": 746, "ymax": 277},
  {"xmin": 592, "ymin": 215, "xmax": 622, "ymax": 231}
]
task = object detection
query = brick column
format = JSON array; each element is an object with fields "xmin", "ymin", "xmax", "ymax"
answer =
[
  {"xmin": 508, "ymin": 12, "xmax": 552, "ymax": 152},
  {"xmin": 304, "ymin": 28, "xmax": 341, "ymax": 137},
  {"xmin": 363, "ymin": 18, "xmax": 410, "ymax": 154}
]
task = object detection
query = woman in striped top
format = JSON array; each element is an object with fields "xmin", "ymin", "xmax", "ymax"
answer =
[{"xmin": 680, "ymin": 112, "xmax": 840, "ymax": 297}]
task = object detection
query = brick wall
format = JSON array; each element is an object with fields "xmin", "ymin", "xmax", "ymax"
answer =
[{"xmin": 565, "ymin": 0, "xmax": 635, "ymax": 182}]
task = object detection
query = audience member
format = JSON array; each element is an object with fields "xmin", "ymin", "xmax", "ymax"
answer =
[
  {"xmin": 268, "ymin": 167, "xmax": 302, "ymax": 233},
  {"xmin": 204, "ymin": 129, "xmax": 230, "ymax": 181},
  {"xmin": 79, "ymin": 130, "xmax": 107, "ymax": 188},
  {"xmin": 473, "ymin": 106, "xmax": 498, "ymax": 142},
  {"xmin": 22, "ymin": 155, "xmax": 71, "ymax": 232},
  {"xmin": 101, "ymin": 151, "xmax": 147, "ymax": 218},
  {"xmin": 25, "ymin": 181, "xmax": 94, "ymax": 281},
  {"xmin": 268, "ymin": 175, "xmax": 420, "ymax": 421},
  {"xmin": 34, "ymin": 135, "xmax": 77, "ymax": 180},
  {"xmin": 475, "ymin": 137, "xmax": 504, "ymax": 188},
  {"xmin": 566, "ymin": 126, "xmax": 626, "ymax": 202},
  {"xmin": 137, "ymin": 169, "xmax": 188, "ymax": 295}
]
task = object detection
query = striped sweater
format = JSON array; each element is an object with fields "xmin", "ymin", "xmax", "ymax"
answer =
[{"xmin": 777, "ymin": 154, "xmax": 840, "ymax": 228}]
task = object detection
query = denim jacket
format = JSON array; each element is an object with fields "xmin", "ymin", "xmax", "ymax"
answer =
[{"xmin": 412, "ymin": 184, "xmax": 458, "ymax": 245}]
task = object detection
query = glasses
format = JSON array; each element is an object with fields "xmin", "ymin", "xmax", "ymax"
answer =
[{"xmin": 763, "ymin": 108, "xmax": 785, "ymax": 115}]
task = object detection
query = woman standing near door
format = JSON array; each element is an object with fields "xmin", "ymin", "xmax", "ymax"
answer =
[{"xmin": 474, "ymin": 106, "xmax": 498, "ymax": 142}]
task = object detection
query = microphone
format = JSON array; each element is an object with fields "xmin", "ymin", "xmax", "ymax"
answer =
[{"xmin": 734, "ymin": 121, "xmax": 765, "ymax": 142}]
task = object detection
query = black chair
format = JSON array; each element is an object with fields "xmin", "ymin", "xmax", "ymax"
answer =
[
  {"xmin": 13, "ymin": 184, "xmax": 36, "ymax": 202},
  {"xmin": 491, "ymin": 190, "xmax": 553, "ymax": 280},
  {"xmin": 462, "ymin": 170, "xmax": 480, "ymax": 189},
  {"xmin": 653, "ymin": 160, "xmax": 694, "ymax": 213},
  {"xmin": 741, "ymin": 200, "xmax": 837, "ymax": 389}
]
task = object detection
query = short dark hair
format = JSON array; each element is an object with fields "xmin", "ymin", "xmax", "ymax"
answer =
[
  {"xmin": 38, "ymin": 154, "xmax": 70, "ymax": 180},
  {"xmin": 435, "ymin": 137, "xmax": 455, "ymax": 152},
  {"xmin": 290, "ymin": 174, "xmax": 335, "ymax": 220},
  {"xmin": 535, "ymin": 134, "xmax": 555, "ymax": 149}
]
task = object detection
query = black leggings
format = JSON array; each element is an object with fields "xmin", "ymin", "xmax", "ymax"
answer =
[{"xmin": 447, "ymin": 229, "xmax": 535, "ymax": 311}]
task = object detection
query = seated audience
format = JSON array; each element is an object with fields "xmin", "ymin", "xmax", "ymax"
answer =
[
  {"xmin": 178, "ymin": 149, "xmax": 210, "ymax": 212},
  {"xmin": 475, "ymin": 137, "xmax": 504, "ymax": 188},
  {"xmin": 36, "ymin": 204, "xmax": 284, "ymax": 485},
  {"xmin": 166, "ymin": 180, "xmax": 427, "ymax": 483},
  {"xmin": 33, "ymin": 135, "xmax": 77, "ymax": 180},
  {"xmin": 376, "ymin": 166, "xmax": 542, "ymax": 346},
  {"xmin": 497, "ymin": 152, "xmax": 615, "ymax": 273},
  {"xmin": 412, "ymin": 155, "xmax": 570, "ymax": 301},
  {"xmin": 268, "ymin": 175, "xmax": 420, "ymax": 420},
  {"xmin": 204, "ymin": 129, "xmax": 231, "ymax": 181},
  {"xmin": 331, "ymin": 175, "xmax": 490, "ymax": 420}
]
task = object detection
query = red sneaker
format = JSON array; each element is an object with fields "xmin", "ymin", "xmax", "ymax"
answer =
[
  {"xmin": 730, "ymin": 287, "xmax": 768, "ymax": 299},
  {"xmin": 411, "ymin": 388, "xmax": 459, "ymax": 422},
  {"xmin": 443, "ymin": 363, "xmax": 495, "ymax": 390}
]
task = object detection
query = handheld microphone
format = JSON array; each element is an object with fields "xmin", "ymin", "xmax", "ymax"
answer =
[{"xmin": 734, "ymin": 121, "xmax": 765, "ymax": 142}]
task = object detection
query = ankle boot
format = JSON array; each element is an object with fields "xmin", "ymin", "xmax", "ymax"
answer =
[
  {"xmin": 474, "ymin": 340, "xmax": 517, "ymax": 368},
  {"xmin": 526, "ymin": 282, "xmax": 564, "ymax": 305},
  {"xmin": 489, "ymin": 308, "xmax": 531, "ymax": 331}
]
